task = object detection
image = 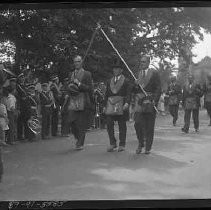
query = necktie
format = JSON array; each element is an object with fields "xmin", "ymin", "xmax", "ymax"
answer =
[
  {"xmin": 143, "ymin": 70, "xmax": 146, "ymax": 78},
  {"xmin": 115, "ymin": 76, "xmax": 118, "ymax": 83}
]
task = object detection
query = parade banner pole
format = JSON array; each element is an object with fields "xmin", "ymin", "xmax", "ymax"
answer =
[
  {"xmin": 82, "ymin": 25, "xmax": 100, "ymax": 64},
  {"xmin": 97, "ymin": 23, "xmax": 158, "ymax": 113}
]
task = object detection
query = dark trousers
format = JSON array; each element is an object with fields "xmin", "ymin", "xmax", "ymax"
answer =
[
  {"xmin": 41, "ymin": 109, "xmax": 51, "ymax": 139},
  {"xmin": 134, "ymin": 111, "xmax": 156, "ymax": 151},
  {"xmin": 205, "ymin": 102, "xmax": 211, "ymax": 123},
  {"xmin": 169, "ymin": 105, "xmax": 179, "ymax": 124},
  {"xmin": 51, "ymin": 107, "xmax": 59, "ymax": 136},
  {"xmin": 183, "ymin": 108, "xmax": 199, "ymax": 131},
  {"xmin": 68, "ymin": 110, "xmax": 90, "ymax": 147},
  {"xmin": 207, "ymin": 108, "xmax": 211, "ymax": 123},
  {"xmin": 106, "ymin": 115, "xmax": 127, "ymax": 147},
  {"xmin": 61, "ymin": 111, "xmax": 70, "ymax": 135},
  {"xmin": 17, "ymin": 111, "xmax": 30, "ymax": 140},
  {"xmin": 0, "ymin": 147, "xmax": 3, "ymax": 181}
]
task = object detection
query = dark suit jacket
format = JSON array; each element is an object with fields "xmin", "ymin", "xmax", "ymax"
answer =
[
  {"xmin": 166, "ymin": 82, "xmax": 182, "ymax": 104},
  {"xmin": 182, "ymin": 82, "xmax": 204, "ymax": 108},
  {"xmin": 132, "ymin": 68, "xmax": 161, "ymax": 107},
  {"xmin": 70, "ymin": 70, "xmax": 94, "ymax": 110},
  {"xmin": 104, "ymin": 76, "xmax": 131, "ymax": 106},
  {"xmin": 103, "ymin": 75, "xmax": 131, "ymax": 120}
]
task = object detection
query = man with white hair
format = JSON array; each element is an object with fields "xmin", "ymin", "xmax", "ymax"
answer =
[
  {"xmin": 132, "ymin": 55, "xmax": 161, "ymax": 154},
  {"xmin": 66, "ymin": 55, "xmax": 94, "ymax": 150}
]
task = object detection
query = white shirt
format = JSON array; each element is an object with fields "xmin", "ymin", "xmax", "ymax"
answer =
[
  {"xmin": 0, "ymin": 103, "xmax": 9, "ymax": 130},
  {"xmin": 144, "ymin": 68, "xmax": 149, "ymax": 77},
  {"xmin": 6, "ymin": 94, "xmax": 16, "ymax": 111},
  {"xmin": 114, "ymin": 75, "xmax": 121, "ymax": 82}
]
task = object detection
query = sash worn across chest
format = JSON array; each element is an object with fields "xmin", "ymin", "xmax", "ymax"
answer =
[
  {"xmin": 134, "ymin": 69, "xmax": 155, "ymax": 113},
  {"xmin": 110, "ymin": 75, "xmax": 125, "ymax": 94},
  {"xmin": 137, "ymin": 68, "xmax": 153, "ymax": 88}
]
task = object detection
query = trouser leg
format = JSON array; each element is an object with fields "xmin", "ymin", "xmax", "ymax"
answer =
[
  {"xmin": 145, "ymin": 112, "xmax": 156, "ymax": 151},
  {"xmin": 169, "ymin": 105, "xmax": 174, "ymax": 118},
  {"xmin": 193, "ymin": 108, "xmax": 199, "ymax": 130},
  {"xmin": 106, "ymin": 115, "xmax": 117, "ymax": 146},
  {"xmin": 75, "ymin": 113, "xmax": 87, "ymax": 147},
  {"xmin": 174, "ymin": 105, "xmax": 179, "ymax": 123},
  {"xmin": 184, "ymin": 109, "xmax": 191, "ymax": 131},
  {"xmin": 61, "ymin": 112, "xmax": 66, "ymax": 135},
  {"xmin": 134, "ymin": 113, "xmax": 145, "ymax": 148},
  {"xmin": 41, "ymin": 111, "xmax": 49, "ymax": 138},
  {"xmin": 51, "ymin": 108, "xmax": 59, "ymax": 136},
  {"xmin": 17, "ymin": 113, "xmax": 24, "ymax": 140},
  {"xmin": 118, "ymin": 118, "xmax": 127, "ymax": 147},
  {"xmin": 206, "ymin": 107, "xmax": 211, "ymax": 124}
]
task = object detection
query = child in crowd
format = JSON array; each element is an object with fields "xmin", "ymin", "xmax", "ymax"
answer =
[
  {"xmin": 5, "ymin": 86, "xmax": 17, "ymax": 145},
  {"xmin": 158, "ymin": 91, "xmax": 166, "ymax": 116},
  {"xmin": 0, "ymin": 100, "xmax": 9, "ymax": 146}
]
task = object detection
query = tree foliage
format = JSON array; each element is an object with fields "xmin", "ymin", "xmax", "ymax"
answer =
[{"xmin": 0, "ymin": 7, "xmax": 211, "ymax": 83}]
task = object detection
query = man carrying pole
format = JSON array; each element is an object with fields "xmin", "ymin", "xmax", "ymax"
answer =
[
  {"xmin": 96, "ymin": 23, "xmax": 161, "ymax": 154},
  {"xmin": 132, "ymin": 56, "xmax": 161, "ymax": 154}
]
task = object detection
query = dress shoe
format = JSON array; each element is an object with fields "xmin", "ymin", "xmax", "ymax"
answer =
[
  {"xmin": 145, "ymin": 150, "xmax": 150, "ymax": 154},
  {"xmin": 74, "ymin": 145, "xmax": 84, "ymax": 151},
  {"xmin": 181, "ymin": 127, "xmax": 188, "ymax": 133},
  {"xmin": 107, "ymin": 145, "xmax": 117, "ymax": 152},
  {"xmin": 135, "ymin": 147, "xmax": 142, "ymax": 154},
  {"xmin": 0, "ymin": 142, "xmax": 8, "ymax": 147},
  {"xmin": 118, "ymin": 146, "xmax": 125, "ymax": 152},
  {"xmin": 7, "ymin": 142, "xmax": 17, "ymax": 145}
]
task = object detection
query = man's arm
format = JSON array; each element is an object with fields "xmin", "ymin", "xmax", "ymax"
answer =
[{"xmin": 77, "ymin": 72, "xmax": 93, "ymax": 94}]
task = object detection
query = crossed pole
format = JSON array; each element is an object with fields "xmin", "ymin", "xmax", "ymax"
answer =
[{"xmin": 84, "ymin": 22, "xmax": 159, "ymax": 113}]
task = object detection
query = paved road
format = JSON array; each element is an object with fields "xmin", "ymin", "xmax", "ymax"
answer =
[{"xmin": 0, "ymin": 109, "xmax": 211, "ymax": 201}]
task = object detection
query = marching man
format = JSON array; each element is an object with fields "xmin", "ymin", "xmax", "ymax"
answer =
[
  {"xmin": 104, "ymin": 62, "xmax": 131, "ymax": 152},
  {"xmin": 132, "ymin": 55, "xmax": 161, "ymax": 154}
]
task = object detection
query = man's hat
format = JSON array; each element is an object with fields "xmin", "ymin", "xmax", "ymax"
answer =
[
  {"xmin": 68, "ymin": 83, "xmax": 80, "ymax": 96},
  {"xmin": 50, "ymin": 75, "xmax": 59, "ymax": 81},
  {"xmin": 9, "ymin": 77, "xmax": 17, "ymax": 82},
  {"xmin": 17, "ymin": 73, "xmax": 24, "ymax": 79},
  {"xmin": 64, "ymin": 78, "xmax": 69, "ymax": 82},
  {"xmin": 112, "ymin": 58, "xmax": 123, "ymax": 69},
  {"xmin": 26, "ymin": 84, "xmax": 35, "ymax": 90},
  {"xmin": 41, "ymin": 82, "xmax": 49, "ymax": 86}
]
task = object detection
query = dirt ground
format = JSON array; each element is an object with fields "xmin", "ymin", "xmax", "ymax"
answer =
[{"xmin": 0, "ymin": 109, "xmax": 211, "ymax": 201}]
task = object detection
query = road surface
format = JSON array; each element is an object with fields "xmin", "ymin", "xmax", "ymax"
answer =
[{"xmin": 0, "ymin": 109, "xmax": 211, "ymax": 201}]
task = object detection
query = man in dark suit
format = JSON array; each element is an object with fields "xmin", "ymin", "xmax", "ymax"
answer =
[
  {"xmin": 166, "ymin": 75, "xmax": 182, "ymax": 126},
  {"xmin": 133, "ymin": 55, "xmax": 161, "ymax": 154},
  {"xmin": 66, "ymin": 55, "xmax": 94, "ymax": 150},
  {"xmin": 40, "ymin": 82, "xmax": 53, "ymax": 139},
  {"xmin": 50, "ymin": 75, "xmax": 62, "ymax": 137},
  {"xmin": 203, "ymin": 72, "xmax": 211, "ymax": 126},
  {"xmin": 181, "ymin": 74, "xmax": 204, "ymax": 133},
  {"xmin": 16, "ymin": 73, "xmax": 28, "ymax": 142},
  {"xmin": 104, "ymin": 64, "xmax": 131, "ymax": 152}
]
